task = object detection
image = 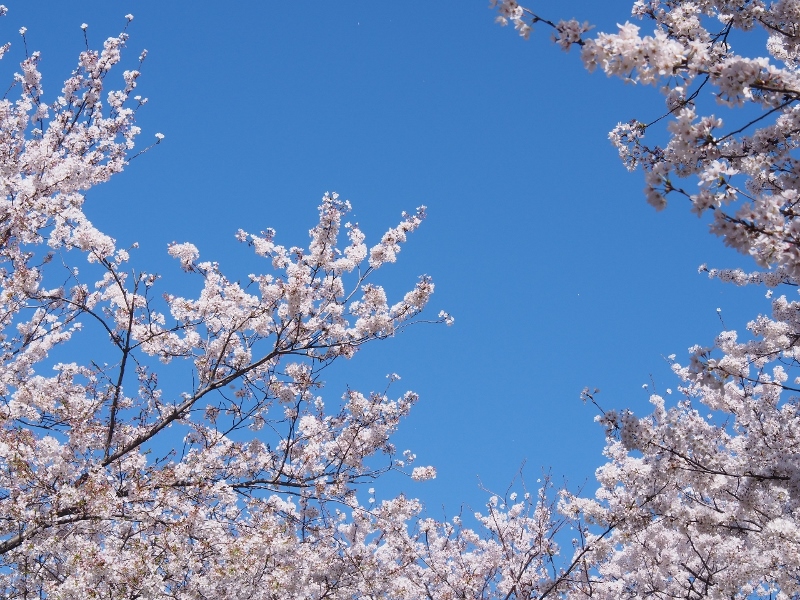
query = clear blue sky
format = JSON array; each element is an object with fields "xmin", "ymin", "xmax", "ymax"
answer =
[{"xmin": 5, "ymin": 2, "xmax": 773, "ymax": 514}]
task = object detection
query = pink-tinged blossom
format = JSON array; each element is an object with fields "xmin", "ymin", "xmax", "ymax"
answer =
[
  {"xmin": 411, "ymin": 466, "xmax": 437, "ymax": 481},
  {"xmin": 167, "ymin": 241, "xmax": 200, "ymax": 271}
]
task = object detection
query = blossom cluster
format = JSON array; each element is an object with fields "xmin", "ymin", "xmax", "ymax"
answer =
[{"xmin": 496, "ymin": 0, "xmax": 800, "ymax": 280}]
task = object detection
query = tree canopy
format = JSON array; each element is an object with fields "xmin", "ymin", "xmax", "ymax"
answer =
[{"xmin": 1, "ymin": 1, "xmax": 799, "ymax": 597}]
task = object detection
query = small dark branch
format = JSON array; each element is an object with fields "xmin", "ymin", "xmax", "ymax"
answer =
[
  {"xmin": 717, "ymin": 97, "xmax": 796, "ymax": 143},
  {"xmin": 104, "ymin": 278, "xmax": 138, "ymax": 460}
]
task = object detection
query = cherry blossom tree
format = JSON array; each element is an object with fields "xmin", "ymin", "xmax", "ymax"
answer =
[
  {"xmin": 0, "ymin": 6, "xmax": 582, "ymax": 599},
  {"xmin": 492, "ymin": 0, "xmax": 800, "ymax": 597},
  {"xmin": 13, "ymin": 0, "xmax": 800, "ymax": 595}
]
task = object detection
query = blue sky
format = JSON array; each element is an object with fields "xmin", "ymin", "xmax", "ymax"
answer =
[{"xmin": 5, "ymin": 2, "xmax": 774, "ymax": 514}]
